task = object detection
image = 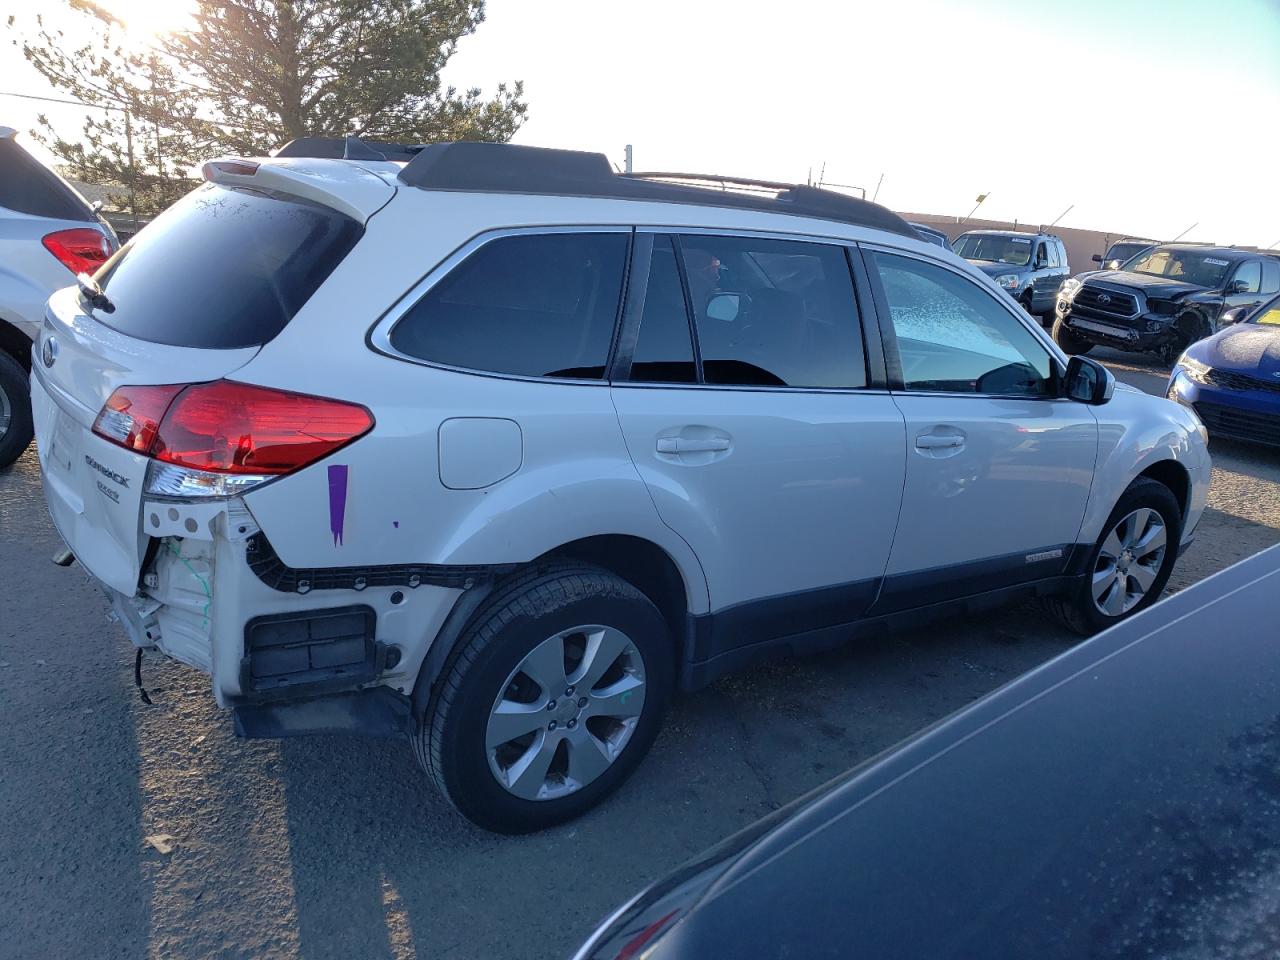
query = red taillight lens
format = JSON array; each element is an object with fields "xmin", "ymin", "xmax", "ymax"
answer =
[
  {"xmin": 94, "ymin": 380, "xmax": 373, "ymax": 475},
  {"xmin": 42, "ymin": 227, "xmax": 115, "ymax": 276},
  {"xmin": 93, "ymin": 384, "xmax": 185, "ymax": 453}
]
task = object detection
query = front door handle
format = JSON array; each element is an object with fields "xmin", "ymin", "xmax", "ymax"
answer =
[{"xmin": 657, "ymin": 436, "xmax": 731, "ymax": 454}]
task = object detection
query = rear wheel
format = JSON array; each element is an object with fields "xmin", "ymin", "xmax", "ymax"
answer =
[
  {"xmin": 1051, "ymin": 316, "xmax": 1093, "ymax": 356},
  {"xmin": 1045, "ymin": 477, "xmax": 1182, "ymax": 636},
  {"xmin": 0, "ymin": 351, "xmax": 34, "ymax": 469},
  {"xmin": 414, "ymin": 563, "xmax": 673, "ymax": 833}
]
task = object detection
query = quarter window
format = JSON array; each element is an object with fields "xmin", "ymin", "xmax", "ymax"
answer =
[
  {"xmin": 675, "ymin": 234, "xmax": 866, "ymax": 388},
  {"xmin": 872, "ymin": 252, "xmax": 1054, "ymax": 397},
  {"xmin": 389, "ymin": 232, "xmax": 629, "ymax": 379},
  {"xmin": 1233, "ymin": 261, "xmax": 1262, "ymax": 294}
]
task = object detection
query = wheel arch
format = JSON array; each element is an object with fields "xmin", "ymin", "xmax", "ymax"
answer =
[
  {"xmin": 411, "ymin": 534, "xmax": 704, "ymax": 717},
  {"xmin": 1136, "ymin": 458, "xmax": 1191, "ymax": 521},
  {"xmin": 0, "ymin": 315, "xmax": 33, "ymax": 371}
]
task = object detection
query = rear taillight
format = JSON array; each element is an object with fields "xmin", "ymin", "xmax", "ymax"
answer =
[
  {"xmin": 93, "ymin": 381, "xmax": 373, "ymax": 497},
  {"xmin": 42, "ymin": 227, "xmax": 115, "ymax": 275}
]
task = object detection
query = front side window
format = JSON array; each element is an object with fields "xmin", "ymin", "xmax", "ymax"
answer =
[
  {"xmin": 676, "ymin": 234, "xmax": 866, "ymax": 388},
  {"xmin": 389, "ymin": 232, "xmax": 628, "ymax": 378},
  {"xmin": 953, "ymin": 233, "xmax": 1033, "ymax": 267},
  {"xmin": 1232, "ymin": 260, "xmax": 1262, "ymax": 294},
  {"xmin": 872, "ymin": 252, "xmax": 1054, "ymax": 397},
  {"xmin": 1261, "ymin": 259, "xmax": 1280, "ymax": 295}
]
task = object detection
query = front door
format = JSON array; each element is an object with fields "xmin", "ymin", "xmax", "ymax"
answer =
[
  {"xmin": 861, "ymin": 247, "xmax": 1097, "ymax": 612},
  {"xmin": 610, "ymin": 231, "xmax": 906, "ymax": 658}
]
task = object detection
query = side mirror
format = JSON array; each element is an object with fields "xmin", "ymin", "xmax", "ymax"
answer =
[
  {"xmin": 1220, "ymin": 306, "xmax": 1248, "ymax": 326},
  {"xmin": 1064, "ymin": 355, "xmax": 1114, "ymax": 405},
  {"xmin": 1091, "ymin": 254, "xmax": 1103, "ymax": 263},
  {"xmin": 705, "ymin": 293, "xmax": 743, "ymax": 322},
  {"xmin": 90, "ymin": 199, "xmax": 105, "ymax": 214},
  {"xmin": 1227, "ymin": 279, "xmax": 1251, "ymax": 295}
]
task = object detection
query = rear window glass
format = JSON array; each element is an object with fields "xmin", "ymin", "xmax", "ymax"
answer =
[
  {"xmin": 95, "ymin": 183, "xmax": 362, "ymax": 349},
  {"xmin": 0, "ymin": 138, "xmax": 94, "ymax": 222},
  {"xmin": 389, "ymin": 232, "xmax": 629, "ymax": 379}
]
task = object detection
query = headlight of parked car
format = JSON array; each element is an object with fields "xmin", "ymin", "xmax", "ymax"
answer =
[
  {"xmin": 1148, "ymin": 299, "xmax": 1177, "ymax": 316},
  {"xmin": 994, "ymin": 274, "xmax": 1020, "ymax": 289},
  {"xmin": 1177, "ymin": 355, "xmax": 1211, "ymax": 384},
  {"xmin": 1060, "ymin": 277, "xmax": 1082, "ymax": 298}
]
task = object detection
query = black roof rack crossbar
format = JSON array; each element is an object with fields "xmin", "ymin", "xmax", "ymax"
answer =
[
  {"xmin": 395, "ymin": 142, "xmax": 917, "ymax": 238},
  {"xmin": 274, "ymin": 136, "xmax": 428, "ymax": 163}
]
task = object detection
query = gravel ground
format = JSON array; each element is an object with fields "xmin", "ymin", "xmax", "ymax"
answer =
[{"xmin": 2, "ymin": 351, "xmax": 1279, "ymax": 960}]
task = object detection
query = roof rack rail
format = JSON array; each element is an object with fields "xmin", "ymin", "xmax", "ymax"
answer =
[
  {"xmin": 394, "ymin": 142, "xmax": 916, "ymax": 238},
  {"xmin": 274, "ymin": 136, "xmax": 428, "ymax": 163}
]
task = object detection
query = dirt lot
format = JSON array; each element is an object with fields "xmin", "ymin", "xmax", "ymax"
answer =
[{"xmin": 3, "ymin": 350, "xmax": 1279, "ymax": 960}]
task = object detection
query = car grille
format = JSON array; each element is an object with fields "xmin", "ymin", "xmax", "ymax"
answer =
[
  {"xmin": 1074, "ymin": 285, "xmax": 1138, "ymax": 317},
  {"xmin": 1203, "ymin": 368, "xmax": 1280, "ymax": 397},
  {"xmin": 1193, "ymin": 401, "xmax": 1280, "ymax": 446}
]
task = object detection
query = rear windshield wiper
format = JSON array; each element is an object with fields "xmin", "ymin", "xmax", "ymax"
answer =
[{"xmin": 77, "ymin": 272, "xmax": 115, "ymax": 314}]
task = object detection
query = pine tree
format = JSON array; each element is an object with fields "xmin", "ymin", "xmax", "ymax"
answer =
[{"xmin": 13, "ymin": 0, "xmax": 526, "ymax": 215}]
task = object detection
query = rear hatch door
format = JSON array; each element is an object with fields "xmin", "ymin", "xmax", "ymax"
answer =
[{"xmin": 33, "ymin": 177, "xmax": 369, "ymax": 594}]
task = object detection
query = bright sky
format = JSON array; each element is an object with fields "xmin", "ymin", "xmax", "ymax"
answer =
[{"xmin": 3, "ymin": 0, "xmax": 1279, "ymax": 246}]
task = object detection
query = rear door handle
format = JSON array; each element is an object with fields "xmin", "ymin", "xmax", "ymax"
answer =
[
  {"xmin": 657, "ymin": 437, "xmax": 731, "ymax": 454},
  {"xmin": 914, "ymin": 434, "xmax": 964, "ymax": 450}
]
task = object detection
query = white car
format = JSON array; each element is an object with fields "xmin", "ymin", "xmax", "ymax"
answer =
[
  {"xmin": 31, "ymin": 140, "xmax": 1210, "ymax": 832},
  {"xmin": 0, "ymin": 127, "xmax": 116, "ymax": 466}
]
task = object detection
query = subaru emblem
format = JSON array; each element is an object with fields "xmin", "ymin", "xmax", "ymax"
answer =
[{"xmin": 41, "ymin": 335, "xmax": 58, "ymax": 369}]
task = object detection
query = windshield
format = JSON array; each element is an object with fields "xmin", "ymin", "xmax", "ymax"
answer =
[
  {"xmin": 953, "ymin": 234, "xmax": 1032, "ymax": 267},
  {"xmin": 1105, "ymin": 242, "xmax": 1149, "ymax": 263},
  {"xmin": 1125, "ymin": 247, "xmax": 1234, "ymax": 288}
]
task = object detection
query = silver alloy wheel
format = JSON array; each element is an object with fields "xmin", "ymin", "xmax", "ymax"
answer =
[
  {"xmin": 1092, "ymin": 507, "xmax": 1168, "ymax": 617},
  {"xmin": 0, "ymin": 379, "xmax": 10, "ymax": 437},
  {"xmin": 486, "ymin": 624, "xmax": 646, "ymax": 801}
]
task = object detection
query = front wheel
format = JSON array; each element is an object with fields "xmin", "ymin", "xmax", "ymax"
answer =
[
  {"xmin": 414, "ymin": 563, "xmax": 673, "ymax": 833},
  {"xmin": 1051, "ymin": 317, "xmax": 1093, "ymax": 356},
  {"xmin": 1045, "ymin": 477, "xmax": 1182, "ymax": 636},
  {"xmin": 0, "ymin": 351, "xmax": 34, "ymax": 469}
]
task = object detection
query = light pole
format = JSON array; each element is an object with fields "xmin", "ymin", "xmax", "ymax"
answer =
[{"xmin": 0, "ymin": 90, "xmax": 140, "ymax": 231}]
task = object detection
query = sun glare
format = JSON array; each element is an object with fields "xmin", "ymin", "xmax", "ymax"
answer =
[{"xmin": 106, "ymin": 0, "xmax": 198, "ymax": 37}]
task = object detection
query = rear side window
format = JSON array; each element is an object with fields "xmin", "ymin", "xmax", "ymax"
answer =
[
  {"xmin": 96, "ymin": 184, "xmax": 362, "ymax": 349},
  {"xmin": 677, "ymin": 234, "xmax": 866, "ymax": 388},
  {"xmin": 391, "ymin": 232, "xmax": 629, "ymax": 379},
  {"xmin": 0, "ymin": 138, "xmax": 94, "ymax": 222}
]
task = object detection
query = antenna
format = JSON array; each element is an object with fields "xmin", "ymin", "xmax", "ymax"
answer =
[
  {"xmin": 1169, "ymin": 222, "xmax": 1198, "ymax": 243},
  {"xmin": 872, "ymin": 173, "xmax": 884, "ymax": 203},
  {"xmin": 1046, "ymin": 204, "xmax": 1073, "ymax": 229}
]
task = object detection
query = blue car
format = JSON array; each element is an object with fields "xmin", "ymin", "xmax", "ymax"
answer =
[{"xmin": 1168, "ymin": 292, "xmax": 1280, "ymax": 445}]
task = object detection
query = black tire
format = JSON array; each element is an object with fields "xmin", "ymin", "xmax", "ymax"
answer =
[
  {"xmin": 1044, "ymin": 477, "xmax": 1183, "ymax": 636},
  {"xmin": 1019, "ymin": 290, "xmax": 1036, "ymax": 316},
  {"xmin": 0, "ymin": 351, "xmax": 34, "ymax": 469},
  {"xmin": 1051, "ymin": 316, "xmax": 1093, "ymax": 356},
  {"xmin": 413, "ymin": 562, "xmax": 674, "ymax": 833}
]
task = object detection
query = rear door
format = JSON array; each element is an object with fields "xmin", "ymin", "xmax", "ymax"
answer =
[
  {"xmin": 862, "ymin": 246, "xmax": 1097, "ymax": 613},
  {"xmin": 610, "ymin": 230, "xmax": 906, "ymax": 657},
  {"xmin": 32, "ymin": 180, "xmax": 369, "ymax": 593}
]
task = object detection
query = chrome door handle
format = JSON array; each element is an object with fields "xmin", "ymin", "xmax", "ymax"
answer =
[
  {"xmin": 657, "ymin": 437, "xmax": 731, "ymax": 453},
  {"xmin": 914, "ymin": 435, "xmax": 965, "ymax": 450}
]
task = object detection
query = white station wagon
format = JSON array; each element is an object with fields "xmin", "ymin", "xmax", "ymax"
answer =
[{"xmin": 32, "ymin": 140, "xmax": 1210, "ymax": 831}]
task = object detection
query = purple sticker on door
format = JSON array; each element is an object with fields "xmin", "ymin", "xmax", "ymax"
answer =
[{"xmin": 328, "ymin": 465, "xmax": 349, "ymax": 546}]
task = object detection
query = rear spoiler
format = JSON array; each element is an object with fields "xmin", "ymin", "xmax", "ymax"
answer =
[
  {"xmin": 200, "ymin": 155, "xmax": 396, "ymax": 223},
  {"xmin": 274, "ymin": 136, "xmax": 427, "ymax": 163}
]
